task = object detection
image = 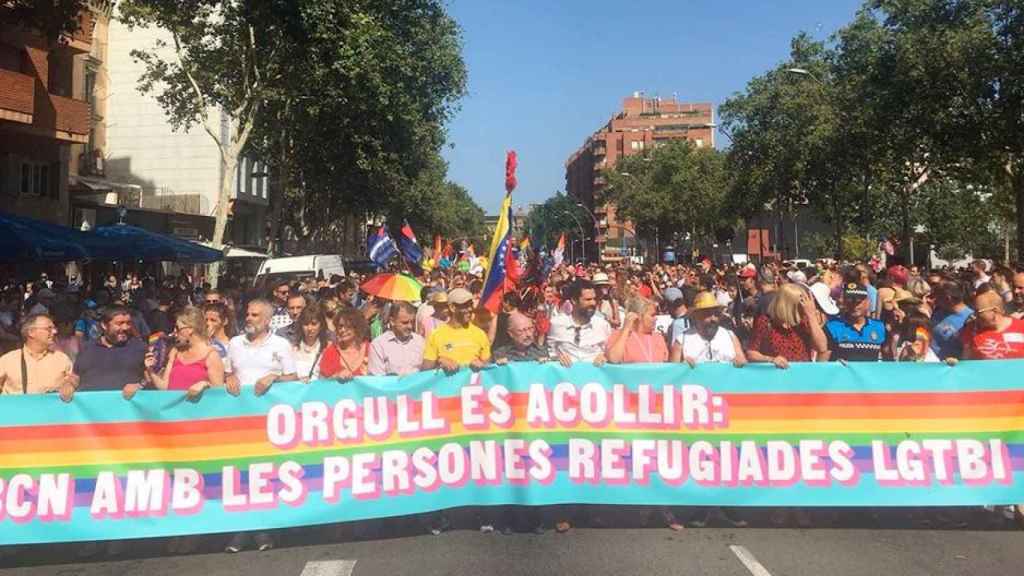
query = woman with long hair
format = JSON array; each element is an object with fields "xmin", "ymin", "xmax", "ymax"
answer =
[
  {"xmin": 291, "ymin": 303, "xmax": 330, "ymax": 382},
  {"xmin": 319, "ymin": 307, "xmax": 370, "ymax": 380}
]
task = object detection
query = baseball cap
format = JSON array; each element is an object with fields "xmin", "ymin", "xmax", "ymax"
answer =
[
  {"xmin": 738, "ymin": 264, "xmax": 757, "ymax": 279},
  {"xmin": 662, "ymin": 287, "xmax": 684, "ymax": 303},
  {"xmin": 592, "ymin": 272, "xmax": 611, "ymax": 286},
  {"xmin": 786, "ymin": 270, "xmax": 808, "ymax": 285},
  {"xmin": 843, "ymin": 282, "xmax": 869, "ymax": 300}
]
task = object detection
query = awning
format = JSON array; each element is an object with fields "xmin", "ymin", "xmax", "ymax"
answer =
[
  {"xmin": 94, "ymin": 224, "xmax": 223, "ymax": 263},
  {"xmin": 69, "ymin": 175, "xmax": 114, "ymax": 193},
  {"xmin": 0, "ymin": 211, "xmax": 122, "ymax": 263},
  {"xmin": 199, "ymin": 242, "xmax": 270, "ymax": 259}
]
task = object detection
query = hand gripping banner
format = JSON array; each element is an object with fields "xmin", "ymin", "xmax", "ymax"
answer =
[{"xmin": 1, "ymin": 361, "xmax": 1022, "ymax": 544}]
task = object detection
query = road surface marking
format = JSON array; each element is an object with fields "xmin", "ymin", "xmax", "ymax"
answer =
[
  {"xmin": 299, "ymin": 560, "xmax": 358, "ymax": 576},
  {"xmin": 729, "ymin": 545, "xmax": 773, "ymax": 576}
]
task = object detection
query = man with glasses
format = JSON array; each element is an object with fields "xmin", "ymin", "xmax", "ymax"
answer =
[
  {"xmin": 269, "ymin": 280, "xmax": 293, "ymax": 333},
  {"xmin": 421, "ymin": 288, "xmax": 490, "ymax": 374},
  {"xmin": 0, "ymin": 313, "xmax": 76, "ymax": 400},
  {"xmin": 547, "ymin": 279, "xmax": 610, "ymax": 367}
]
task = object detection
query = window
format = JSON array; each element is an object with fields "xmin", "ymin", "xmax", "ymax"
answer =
[{"xmin": 19, "ymin": 161, "xmax": 51, "ymax": 197}]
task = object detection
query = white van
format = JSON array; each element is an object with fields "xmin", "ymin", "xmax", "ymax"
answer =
[{"xmin": 254, "ymin": 255, "xmax": 345, "ymax": 287}]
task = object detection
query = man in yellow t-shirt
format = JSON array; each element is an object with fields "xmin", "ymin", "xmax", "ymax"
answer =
[{"xmin": 422, "ymin": 288, "xmax": 490, "ymax": 374}]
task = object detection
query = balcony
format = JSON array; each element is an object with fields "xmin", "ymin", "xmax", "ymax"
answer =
[
  {"xmin": 34, "ymin": 93, "xmax": 90, "ymax": 143},
  {"xmin": 0, "ymin": 68, "xmax": 34, "ymax": 124}
]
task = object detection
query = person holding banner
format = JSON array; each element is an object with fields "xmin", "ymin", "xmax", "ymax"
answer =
[
  {"xmin": 291, "ymin": 303, "xmax": 331, "ymax": 381},
  {"xmin": 320, "ymin": 307, "xmax": 371, "ymax": 380},
  {"xmin": 746, "ymin": 283, "xmax": 828, "ymax": 369},
  {"xmin": 139, "ymin": 306, "xmax": 224, "ymax": 400},
  {"xmin": 605, "ymin": 297, "xmax": 668, "ymax": 364},
  {"xmin": 225, "ymin": 299, "xmax": 298, "ymax": 396},
  {"xmin": 74, "ymin": 305, "xmax": 147, "ymax": 396},
  {"xmin": 421, "ymin": 288, "xmax": 491, "ymax": 374},
  {"xmin": 0, "ymin": 313, "xmax": 76, "ymax": 400},
  {"xmin": 547, "ymin": 279, "xmax": 611, "ymax": 368}
]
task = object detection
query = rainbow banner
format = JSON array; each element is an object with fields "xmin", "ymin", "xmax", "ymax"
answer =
[{"xmin": 2, "ymin": 361, "xmax": 1023, "ymax": 544}]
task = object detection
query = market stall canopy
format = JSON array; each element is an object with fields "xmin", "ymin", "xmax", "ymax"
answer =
[
  {"xmin": 94, "ymin": 224, "xmax": 223, "ymax": 263},
  {"xmin": 0, "ymin": 211, "xmax": 122, "ymax": 262}
]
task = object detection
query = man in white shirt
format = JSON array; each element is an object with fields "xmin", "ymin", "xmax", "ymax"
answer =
[
  {"xmin": 547, "ymin": 279, "xmax": 610, "ymax": 367},
  {"xmin": 227, "ymin": 299, "xmax": 298, "ymax": 396}
]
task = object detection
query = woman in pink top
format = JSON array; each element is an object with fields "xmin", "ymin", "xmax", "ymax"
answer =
[
  {"xmin": 605, "ymin": 297, "xmax": 669, "ymax": 364},
  {"xmin": 143, "ymin": 306, "xmax": 224, "ymax": 400}
]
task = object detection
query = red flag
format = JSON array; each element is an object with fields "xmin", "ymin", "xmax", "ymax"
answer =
[{"xmin": 505, "ymin": 150, "xmax": 518, "ymax": 193}]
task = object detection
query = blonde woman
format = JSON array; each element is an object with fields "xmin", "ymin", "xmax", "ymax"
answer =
[
  {"xmin": 747, "ymin": 283, "xmax": 828, "ymax": 368},
  {"xmin": 143, "ymin": 306, "xmax": 224, "ymax": 400},
  {"xmin": 606, "ymin": 297, "xmax": 668, "ymax": 364}
]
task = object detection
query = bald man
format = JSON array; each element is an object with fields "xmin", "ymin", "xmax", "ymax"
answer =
[
  {"xmin": 961, "ymin": 289, "xmax": 1024, "ymax": 360},
  {"xmin": 1010, "ymin": 272, "xmax": 1024, "ymax": 320},
  {"xmin": 493, "ymin": 312, "xmax": 547, "ymax": 364}
]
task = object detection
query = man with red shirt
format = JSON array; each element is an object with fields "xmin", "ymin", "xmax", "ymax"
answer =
[{"xmin": 962, "ymin": 289, "xmax": 1024, "ymax": 360}]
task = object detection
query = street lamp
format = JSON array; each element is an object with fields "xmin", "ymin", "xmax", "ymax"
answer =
[
  {"xmin": 557, "ymin": 208, "xmax": 587, "ymax": 263},
  {"xmin": 575, "ymin": 202, "xmax": 602, "ymax": 263},
  {"xmin": 784, "ymin": 65, "xmax": 861, "ymax": 257}
]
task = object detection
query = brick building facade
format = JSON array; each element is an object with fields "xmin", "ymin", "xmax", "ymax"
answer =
[
  {"xmin": 0, "ymin": 8, "xmax": 94, "ymax": 224},
  {"xmin": 565, "ymin": 94, "xmax": 715, "ymax": 263}
]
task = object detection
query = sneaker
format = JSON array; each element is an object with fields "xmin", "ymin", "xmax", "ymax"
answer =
[
  {"xmin": 479, "ymin": 524, "xmax": 495, "ymax": 533},
  {"xmin": 429, "ymin": 513, "xmax": 451, "ymax": 536},
  {"xmin": 225, "ymin": 533, "xmax": 246, "ymax": 553},
  {"xmin": 555, "ymin": 520, "xmax": 571, "ymax": 533},
  {"xmin": 254, "ymin": 533, "xmax": 274, "ymax": 552},
  {"xmin": 661, "ymin": 510, "xmax": 684, "ymax": 532}
]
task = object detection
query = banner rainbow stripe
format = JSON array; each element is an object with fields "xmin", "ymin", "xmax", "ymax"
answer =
[{"xmin": 1, "ymin": 361, "xmax": 1022, "ymax": 544}]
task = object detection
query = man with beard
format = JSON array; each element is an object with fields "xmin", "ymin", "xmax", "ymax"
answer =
[
  {"xmin": 226, "ymin": 299, "xmax": 298, "ymax": 396},
  {"xmin": 421, "ymin": 288, "xmax": 490, "ymax": 374},
  {"xmin": 671, "ymin": 292, "xmax": 747, "ymax": 367},
  {"xmin": 1010, "ymin": 272, "xmax": 1024, "ymax": 320},
  {"xmin": 962, "ymin": 288, "xmax": 1024, "ymax": 360},
  {"xmin": 547, "ymin": 279, "xmax": 610, "ymax": 367},
  {"xmin": 74, "ymin": 305, "xmax": 147, "ymax": 394},
  {"xmin": 268, "ymin": 279, "xmax": 293, "ymax": 333}
]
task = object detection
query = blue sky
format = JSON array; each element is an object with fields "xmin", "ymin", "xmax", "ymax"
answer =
[{"xmin": 442, "ymin": 0, "xmax": 863, "ymax": 214}]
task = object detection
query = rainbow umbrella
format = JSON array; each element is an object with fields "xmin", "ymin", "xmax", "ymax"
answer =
[{"xmin": 359, "ymin": 273, "xmax": 423, "ymax": 302}]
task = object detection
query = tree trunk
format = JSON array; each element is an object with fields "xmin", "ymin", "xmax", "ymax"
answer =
[
  {"xmin": 1015, "ymin": 168, "xmax": 1024, "ymax": 265},
  {"xmin": 208, "ymin": 149, "xmax": 238, "ymax": 289}
]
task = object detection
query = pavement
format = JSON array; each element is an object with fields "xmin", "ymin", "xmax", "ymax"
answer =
[{"xmin": 3, "ymin": 511, "xmax": 1023, "ymax": 576}]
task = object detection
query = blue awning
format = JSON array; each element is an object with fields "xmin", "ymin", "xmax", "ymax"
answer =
[
  {"xmin": 94, "ymin": 224, "xmax": 223, "ymax": 263},
  {"xmin": 0, "ymin": 211, "xmax": 122, "ymax": 263}
]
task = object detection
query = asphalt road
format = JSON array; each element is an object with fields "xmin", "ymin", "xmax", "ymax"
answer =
[{"xmin": 3, "ymin": 511, "xmax": 1022, "ymax": 576}]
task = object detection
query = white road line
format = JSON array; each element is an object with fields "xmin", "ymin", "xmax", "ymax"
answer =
[
  {"xmin": 299, "ymin": 560, "xmax": 358, "ymax": 576},
  {"xmin": 729, "ymin": 545, "xmax": 773, "ymax": 576}
]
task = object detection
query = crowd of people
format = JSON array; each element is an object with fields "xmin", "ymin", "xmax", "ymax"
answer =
[{"xmin": 2, "ymin": 255, "xmax": 1024, "ymax": 554}]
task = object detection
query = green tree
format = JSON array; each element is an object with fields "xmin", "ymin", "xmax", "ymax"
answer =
[
  {"xmin": 119, "ymin": 0, "xmax": 467, "ymax": 279},
  {"xmin": 601, "ymin": 141, "xmax": 731, "ymax": 253},
  {"xmin": 523, "ymin": 193, "xmax": 590, "ymax": 252},
  {"xmin": 2, "ymin": 0, "xmax": 99, "ymax": 46}
]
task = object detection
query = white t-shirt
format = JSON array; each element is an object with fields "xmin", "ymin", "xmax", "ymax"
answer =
[
  {"xmin": 547, "ymin": 312, "xmax": 612, "ymax": 362},
  {"xmin": 227, "ymin": 333, "xmax": 297, "ymax": 387},
  {"xmin": 675, "ymin": 326, "xmax": 738, "ymax": 364}
]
